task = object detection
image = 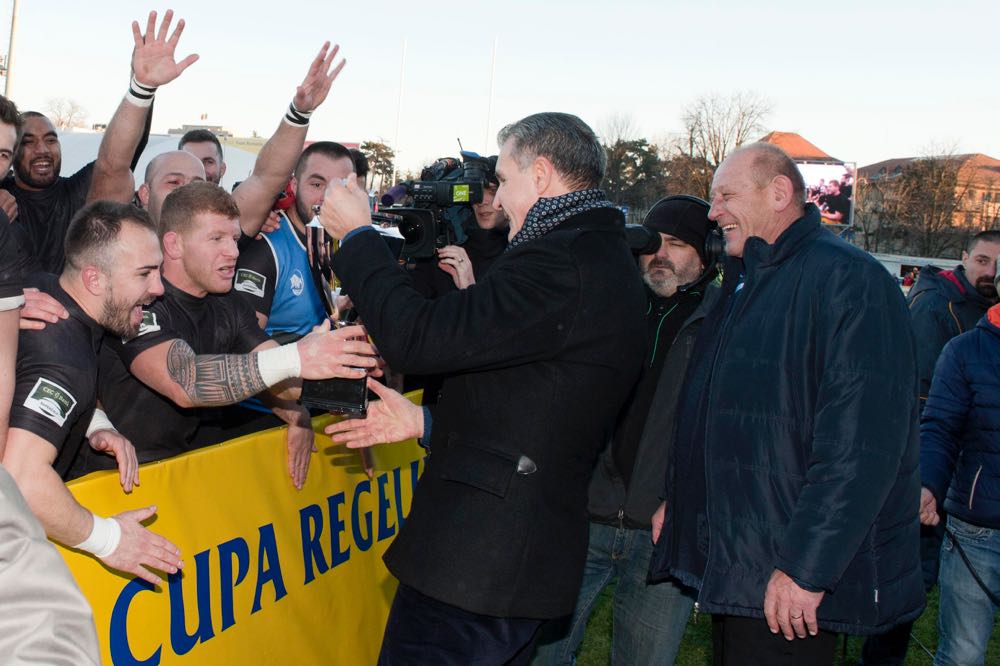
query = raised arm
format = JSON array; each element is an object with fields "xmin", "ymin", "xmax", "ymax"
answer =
[
  {"xmin": 87, "ymin": 10, "xmax": 198, "ymax": 204},
  {"xmin": 233, "ymin": 42, "xmax": 345, "ymax": 236}
]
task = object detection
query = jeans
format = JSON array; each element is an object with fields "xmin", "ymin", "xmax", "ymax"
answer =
[
  {"xmin": 934, "ymin": 515, "xmax": 1000, "ymax": 666},
  {"xmin": 532, "ymin": 522, "xmax": 694, "ymax": 665}
]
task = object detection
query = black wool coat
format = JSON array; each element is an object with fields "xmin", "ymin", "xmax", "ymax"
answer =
[{"xmin": 331, "ymin": 206, "xmax": 647, "ymax": 618}]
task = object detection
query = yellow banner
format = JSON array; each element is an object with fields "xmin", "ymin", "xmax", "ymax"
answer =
[{"xmin": 58, "ymin": 407, "xmax": 426, "ymax": 666}]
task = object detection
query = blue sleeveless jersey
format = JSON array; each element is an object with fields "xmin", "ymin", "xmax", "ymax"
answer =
[
  {"xmin": 241, "ymin": 215, "xmax": 327, "ymax": 414},
  {"xmin": 263, "ymin": 214, "xmax": 327, "ymax": 337}
]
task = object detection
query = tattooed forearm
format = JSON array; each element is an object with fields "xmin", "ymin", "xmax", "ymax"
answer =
[{"xmin": 165, "ymin": 340, "xmax": 269, "ymax": 407}]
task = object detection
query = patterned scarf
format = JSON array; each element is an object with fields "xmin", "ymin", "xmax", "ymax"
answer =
[{"xmin": 507, "ymin": 188, "xmax": 617, "ymax": 250}]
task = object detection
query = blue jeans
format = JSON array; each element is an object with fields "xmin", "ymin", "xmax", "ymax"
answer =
[
  {"xmin": 934, "ymin": 515, "xmax": 1000, "ymax": 666},
  {"xmin": 532, "ymin": 522, "xmax": 694, "ymax": 665}
]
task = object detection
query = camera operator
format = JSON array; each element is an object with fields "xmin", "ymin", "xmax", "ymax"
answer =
[
  {"xmin": 436, "ymin": 155, "xmax": 509, "ymax": 289},
  {"xmin": 320, "ymin": 112, "xmax": 647, "ymax": 663},
  {"xmin": 403, "ymin": 155, "xmax": 508, "ymax": 297}
]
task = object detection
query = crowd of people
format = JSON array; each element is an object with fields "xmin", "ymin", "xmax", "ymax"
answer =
[{"xmin": 0, "ymin": 9, "xmax": 997, "ymax": 666}]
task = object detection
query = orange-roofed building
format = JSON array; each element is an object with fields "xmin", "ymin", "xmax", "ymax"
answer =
[{"xmin": 759, "ymin": 131, "xmax": 842, "ymax": 164}]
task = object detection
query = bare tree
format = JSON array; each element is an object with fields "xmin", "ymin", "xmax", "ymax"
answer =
[
  {"xmin": 675, "ymin": 92, "xmax": 771, "ymax": 198},
  {"xmin": 599, "ymin": 113, "xmax": 639, "ymax": 146},
  {"xmin": 859, "ymin": 146, "xmax": 977, "ymax": 258},
  {"xmin": 45, "ymin": 98, "xmax": 88, "ymax": 130}
]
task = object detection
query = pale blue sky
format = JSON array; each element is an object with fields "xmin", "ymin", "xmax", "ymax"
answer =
[{"xmin": 4, "ymin": 0, "xmax": 997, "ymax": 172}]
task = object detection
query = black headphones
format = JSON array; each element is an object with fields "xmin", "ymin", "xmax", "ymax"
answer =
[{"xmin": 636, "ymin": 194, "xmax": 723, "ymax": 293}]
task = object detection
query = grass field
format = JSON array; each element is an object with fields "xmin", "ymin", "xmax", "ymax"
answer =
[{"xmin": 573, "ymin": 585, "xmax": 1000, "ymax": 665}]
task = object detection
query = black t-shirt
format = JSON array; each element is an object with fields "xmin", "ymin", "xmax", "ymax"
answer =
[
  {"xmin": 10, "ymin": 273, "xmax": 102, "ymax": 479},
  {"xmin": 233, "ymin": 230, "xmax": 282, "ymax": 318},
  {"xmin": 0, "ymin": 211, "xmax": 30, "ymax": 307},
  {"xmin": 3, "ymin": 162, "xmax": 96, "ymax": 274},
  {"xmin": 820, "ymin": 193, "xmax": 851, "ymax": 224},
  {"xmin": 84, "ymin": 279, "xmax": 271, "ymax": 472}
]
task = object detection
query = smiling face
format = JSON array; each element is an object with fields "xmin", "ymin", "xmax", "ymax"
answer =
[
  {"xmin": 493, "ymin": 140, "xmax": 542, "ymax": 241},
  {"xmin": 100, "ymin": 222, "xmax": 165, "ymax": 338},
  {"xmin": 708, "ymin": 150, "xmax": 786, "ymax": 258},
  {"xmin": 14, "ymin": 115, "xmax": 61, "ymax": 190}
]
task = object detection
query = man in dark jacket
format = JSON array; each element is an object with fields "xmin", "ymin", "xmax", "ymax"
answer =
[
  {"xmin": 908, "ymin": 231, "xmax": 1000, "ymax": 409},
  {"xmin": 918, "ymin": 267, "xmax": 1000, "ymax": 665},
  {"xmin": 321, "ymin": 112, "xmax": 646, "ymax": 664},
  {"xmin": 863, "ymin": 231, "xmax": 1000, "ymax": 664},
  {"xmin": 649, "ymin": 143, "xmax": 923, "ymax": 665},
  {"xmin": 533, "ymin": 196, "xmax": 716, "ymax": 665}
]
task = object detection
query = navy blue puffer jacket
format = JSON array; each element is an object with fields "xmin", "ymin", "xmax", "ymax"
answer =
[
  {"xmin": 921, "ymin": 306, "xmax": 1000, "ymax": 528},
  {"xmin": 650, "ymin": 205, "xmax": 924, "ymax": 635}
]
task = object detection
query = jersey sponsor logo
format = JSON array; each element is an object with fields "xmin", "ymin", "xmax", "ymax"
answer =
[
  {"xmin": 235, "ymin": 269, "xmax": 267, "ymax": 298},
  {"xmin": 138, "ymin": 310, "xmax": 160, "ymax": 336},
  {"xmin": 290, "ymin": 270, "xmax": 305, "ymax": 297},
  {"xmin": 23, "ymin": 377, "xmax": 77, "ymax": 426}
]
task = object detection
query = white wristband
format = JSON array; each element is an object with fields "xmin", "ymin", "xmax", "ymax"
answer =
[
  {"xmin": 74, "ymin": 513, "xmax": 122, "ymax": 559},
  {"xmin": 282, "ymin": 101, "xmax": 313, "ymax": 127},
  {"xmin": 257, "ymin": 343, "xmax": 302, "ymax": 386},
  {"xmin": 86, "ymin": 408, "xmax": 115, "ymax": 438},
  {"xmin": 125, "ymin": 75, "xmax": 157, "ymax": 108}
]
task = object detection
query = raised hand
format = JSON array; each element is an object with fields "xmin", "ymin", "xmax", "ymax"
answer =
[
  {"xmin": 89, "ymin": 428, "xmax": 140, "ymax": 493},
  {"xmin": 293, "ymin": 42, "xmax": 347, "ymax": 114},
  {"xmin": 325, "ymin": 378, "xmax": 423, "ymax": 448},
  {"xmin": 101, "ymin": 506, "xmax": 183, "ymax": 586},
  {"xmin": 130, "ymin": 10, "xmax": 199, "ymax": 88}
]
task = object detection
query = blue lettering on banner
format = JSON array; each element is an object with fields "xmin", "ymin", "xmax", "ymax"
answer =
[
  {"xmin": 218, "ymin": 537, "xmax": 250, "ymax": 632},
  {"xmin": 300, "ymin": 504, "xmax": 329, "ymax": 585},
  {"xmin": 169, "ymin": 550, "xmax": 215, "ymax": 655},
  {"xmin": 329, "ymin": 491, "xmax": 350, "ymax": 568},
  {"xmin": 251, "ymin": 524, "xmax": 287, "ymax": 613},
  {"xmin": 352, "ymin": 479, "xmax": 373, "ymax": 551},
  {"xmin": 107, "ymin": 462, "xmax": 423, "ymax": 664},
  {"xmin": 376, "ymin": 473, "xmax": 395, "ymax": 541},
  {"xmin": 110, "ymin": 579, "xmax": 160, "ymax": 666}
]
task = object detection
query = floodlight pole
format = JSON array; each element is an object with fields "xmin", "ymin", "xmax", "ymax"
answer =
[
  {"xmin": 4, "ymin": 0, "xmax": 19, "ymax": 98},
  {"xmin": 391, "ymin": 39, "xmax": 406, "ymax": 186},
  {"xmin": 484, "ymin": 36, "xmax": 497, "ymax": 153}
]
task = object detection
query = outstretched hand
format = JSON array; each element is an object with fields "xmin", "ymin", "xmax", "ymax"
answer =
[
  {"xmin": 325, "ymin": 378, "xmax": 423, "ymax": 448},
  {"xmin": 131, "ymin": 10, "xmax": 199, "ymax": 88},
  {"xmin": 293, "ymin": 42, "xmax": 346, "ymax": 113}
]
